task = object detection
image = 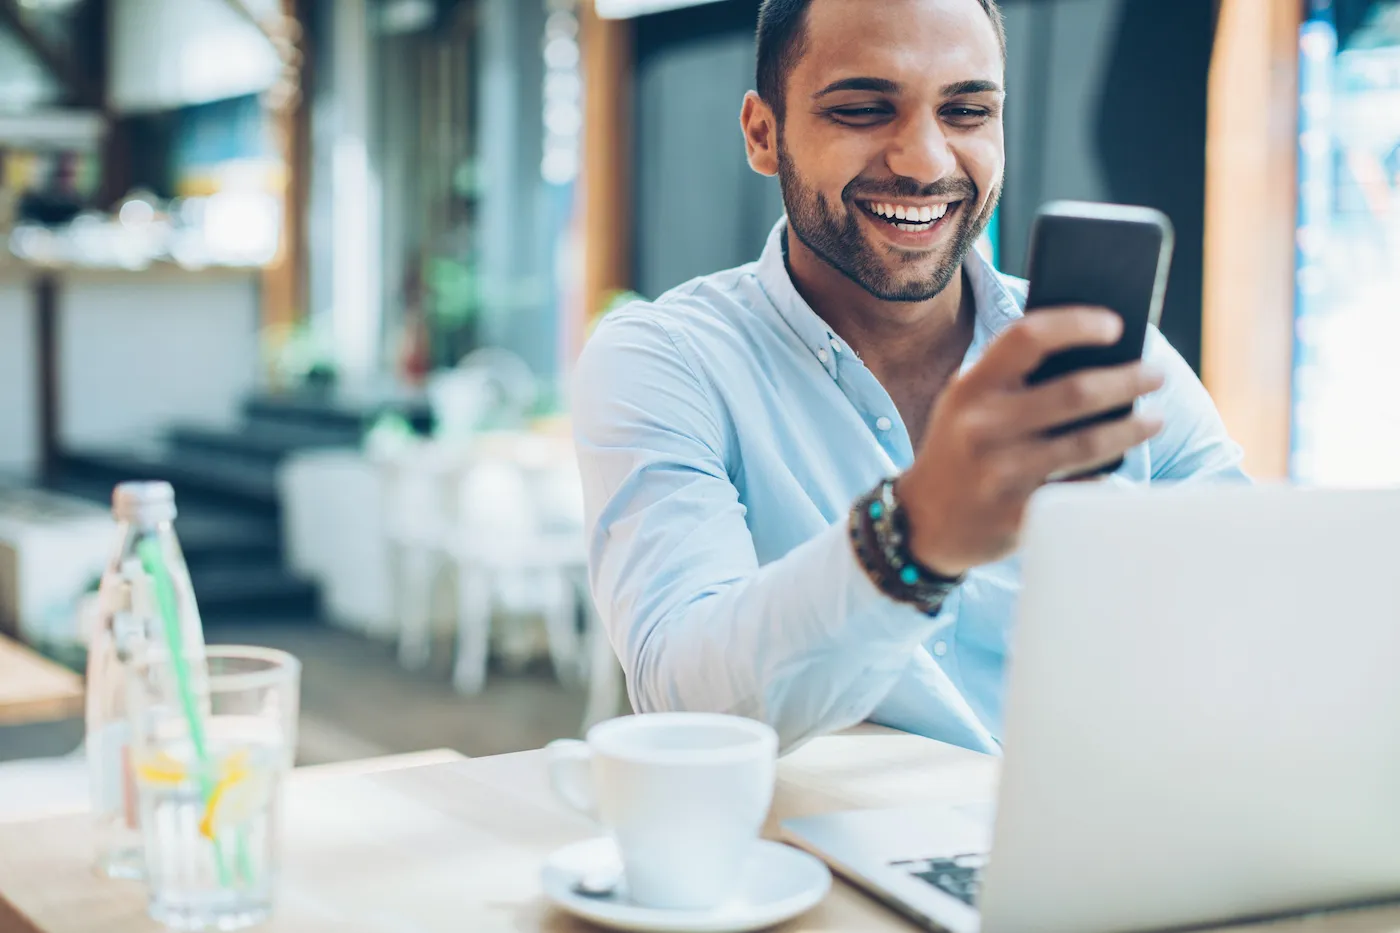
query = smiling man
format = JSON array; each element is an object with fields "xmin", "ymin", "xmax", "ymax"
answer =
[{"xmin": 573, "ymin": 0, "xmax": 1246, "ymax": 753}]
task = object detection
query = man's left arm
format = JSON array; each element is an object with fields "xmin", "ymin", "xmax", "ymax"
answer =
[{"xmin": 1141, "ymin": 326, "xmax": 1251, "ymax": 483}]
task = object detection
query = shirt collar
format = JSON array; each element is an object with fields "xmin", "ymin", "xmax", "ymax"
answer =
[{"xmin": 753, "ymin": 217, "xmax": 1024, "ymax": 377}]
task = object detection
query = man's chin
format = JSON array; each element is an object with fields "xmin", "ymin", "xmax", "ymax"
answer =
[
  {"xmin": 853, "ymin": 252, "xmax": 960, "ymax": 302},
  {"xmin": 789, "ymin": 217, "xmax": 962, "ymax": 303},
  {"xmin": 860, "ymin": 278, "xmax": 956, "ymax": 303}
]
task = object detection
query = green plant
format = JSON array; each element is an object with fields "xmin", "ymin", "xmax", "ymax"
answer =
[
  {"xmin": 426, "ymin": 256, "xmax": 481, "ymax": 328},
  {"xmin": 260, "ymin": 320, "xmax": 336, "ymax": 391}
]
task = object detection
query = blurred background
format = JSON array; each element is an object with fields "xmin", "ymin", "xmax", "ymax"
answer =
[{"xmin": 0, "ymin": 0, "xmax": 1396, "ymax": 804}]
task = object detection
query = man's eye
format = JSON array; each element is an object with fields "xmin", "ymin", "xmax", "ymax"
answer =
[
  {"xmin": 943, "ymin": 107, "xmax": 991, "ymax": 124},
  {"xmin": 828, "ymin": 107, "xmax": 892, "ymax": 124}
]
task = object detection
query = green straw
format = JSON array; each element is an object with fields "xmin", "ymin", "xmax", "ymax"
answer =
[
  {"xmin": 136, "ymin": 536, "xmax": 232, "ymax": 887},
  {"xmin": 137, "ymin": 538, "xmax": 206, "ymax": 758}
]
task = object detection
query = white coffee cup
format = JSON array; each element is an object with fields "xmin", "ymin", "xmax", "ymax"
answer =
[{"xmin": 547, "ymin": 712, "xmax": 779, "ymax": 911}]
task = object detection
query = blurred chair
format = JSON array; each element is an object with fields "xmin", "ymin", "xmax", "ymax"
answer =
[
  {"xmin": 283, "ymin": 345, "xmax": 625, "ymax": 726},
  {"xmin": 427, "ymin": 347, "xmax": 538, "ymax": 441},
  {"xmin": 445, "ymin": 431, "xmax": 626, "ymax": 730},
  {"xmin": 449, "ymin": 434, "xmax": 586, "ymax": 694},
  {"xmin": 376, "ymin": 438, "xmax": 469, "ymax": 670}
]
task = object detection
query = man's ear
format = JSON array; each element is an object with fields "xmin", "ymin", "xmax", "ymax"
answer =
[{"xmin": 741, "ymin": 91, "xmax": 780, "ymax": 178}]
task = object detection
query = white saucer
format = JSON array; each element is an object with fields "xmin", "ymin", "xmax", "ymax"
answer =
[{"xmin": 541, "ymin": 837, "xmax": 832, "ymax": 933}]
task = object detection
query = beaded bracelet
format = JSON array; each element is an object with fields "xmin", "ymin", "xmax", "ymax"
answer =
[{"xmin": 848, "ymin": 477, "xmax": 964, "ymax": 616}]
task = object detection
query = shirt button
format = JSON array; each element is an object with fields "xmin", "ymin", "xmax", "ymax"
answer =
[
  {"xmin": 876, "ymin": 416, "xmax": 893, "ymax": 432},
  {"xmin": 831, "ymin": 340, "xmax": 843, "ymax": 354},
  {"xmin": 932, "ymin": 641, "xmax": 948, "ymax": 657},
  {"xmin": 817, "ymin": 348, "xmax": 829, "ymax": 364}
]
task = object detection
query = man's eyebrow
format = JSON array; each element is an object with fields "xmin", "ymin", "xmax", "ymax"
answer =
[
  {"xmin": 812, "ymin": 77, "xmax": 1003, "ymax": 99},
  {"xmin": 942, "ymin": 79, "xmax": 1003, "ymax": 96},
  {"xmin": 813, "ymin": 76, "xmax": 900, "ymax": 98}
]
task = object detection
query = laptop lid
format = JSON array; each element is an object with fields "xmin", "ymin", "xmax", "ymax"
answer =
[{"xmin": 979, "ymin": 484, "xmax": 1400, "ymax": 933}]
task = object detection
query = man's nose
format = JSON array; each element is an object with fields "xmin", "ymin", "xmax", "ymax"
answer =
[{"xmin": 885, "ymin": 112, "xmax": 957, "ymax": 187}]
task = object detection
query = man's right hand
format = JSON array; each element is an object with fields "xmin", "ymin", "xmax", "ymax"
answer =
[{"xmin": 898, "ymin": 307, "xmax": 1166, "ymax": 578}]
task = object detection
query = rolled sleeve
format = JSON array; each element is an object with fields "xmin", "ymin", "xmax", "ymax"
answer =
[{"xmin": 1142, "ymin": 327, "xmax": 1251, "ymax": 483}]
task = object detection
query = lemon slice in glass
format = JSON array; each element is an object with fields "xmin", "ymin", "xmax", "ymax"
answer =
[
  {"xmin": 199, "ymin": 754, "xmax": 270, "ymax": 840},
  {"xmin": 218, "ymin": 749, "xmax": 251, "ymax": 781},
  {"xmin": 134, "ymin": 751, "xmax": 189, "ymax": 787}
]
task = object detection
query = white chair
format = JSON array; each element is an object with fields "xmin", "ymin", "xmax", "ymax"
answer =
[
  {"xmin": 510, "ymin": 432, "xmax": 626, "ymax": 727},
  {"xmin": 376, "ymin": 439, "xmax": 470, "ymax": 670},
  {"xmin": 448, "ymin": 434, "xmax": 627, "ymax": 730},
  {"xmin": 449, "ymin": 446, "xmax": 585, "ymax": 694},
  {"xmin": 374, "ymin": 424, "xmax": 625, "ymax": 730},
  {"xmin": 427, "ymin": 348, "xmax": 538, "ymax": 441}
]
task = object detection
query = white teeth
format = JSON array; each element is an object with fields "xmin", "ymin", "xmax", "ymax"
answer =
[{"xmin": 865, "ymin": 201, "xmax": 956, "ymax": 229}]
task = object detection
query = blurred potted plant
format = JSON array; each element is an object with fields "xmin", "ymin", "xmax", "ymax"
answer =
[
  {"xmin": 261, "ymin": 318, "xmax": 337, "ymax": 393},
  {"xmin": 425, "ymin": 254, "xmax": 484, "ymax": 368}
]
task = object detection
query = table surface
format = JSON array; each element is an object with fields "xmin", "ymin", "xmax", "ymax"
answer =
[
  {"xmin": 0, "ymin": 633, "xmax": 84, "ymax": 727},
  {"xmin": 1, "ymin": 729, "xmax": 1398, "ymax": 933}
]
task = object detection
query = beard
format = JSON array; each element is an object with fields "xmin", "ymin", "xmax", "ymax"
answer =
[{"xmin": 776, "ymin": 137, "xmax": 1001, "ymax": 303}]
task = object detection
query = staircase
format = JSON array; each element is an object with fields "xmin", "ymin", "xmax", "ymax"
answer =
[{"xmin": 46, "ymin": 392, "xmax": 432, "ymax": 625}]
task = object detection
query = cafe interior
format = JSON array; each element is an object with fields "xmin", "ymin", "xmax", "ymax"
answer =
[{"xmin": 1, "ymin": 0, "xmax": 1399, "ymax": 930}]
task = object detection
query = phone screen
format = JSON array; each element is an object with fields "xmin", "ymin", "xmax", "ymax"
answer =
[{"xmin": 1022, "ymin": 201, "xmax": 1174, "ymax": 474}]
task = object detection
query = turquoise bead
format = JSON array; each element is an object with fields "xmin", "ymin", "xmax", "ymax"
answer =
[
  {"xmin": 900, "ymin": 565, "xmax": 920, "ymax": 586},
  {"xmin": 868, "ymin": 501, "xmax": 884, "ymax": 520}
]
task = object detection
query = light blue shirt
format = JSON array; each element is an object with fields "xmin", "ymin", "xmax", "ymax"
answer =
[{"xmin": 573, "ymin": 219, "xmax": 1247, "ymax": 754}]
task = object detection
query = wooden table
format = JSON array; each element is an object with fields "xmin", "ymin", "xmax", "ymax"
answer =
[
  {"xmin": 0, "ymin": 634, "xmax": 83, "ymax": 727},
  {"xmin": 0, "ymin": 729, "xmax": 1397, "ymax": 933}
]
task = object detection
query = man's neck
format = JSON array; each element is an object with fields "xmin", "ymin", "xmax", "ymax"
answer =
[{"xmin": 784, "ymin": 227, "xmax": 976, "ymax": 385}]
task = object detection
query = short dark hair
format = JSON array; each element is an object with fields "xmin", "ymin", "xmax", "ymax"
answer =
[{"xmin": 755, "ymin": 0, "xmax": 1007, "ymax": 117}]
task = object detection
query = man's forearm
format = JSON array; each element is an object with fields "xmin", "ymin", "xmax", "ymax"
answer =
[{"xmin": 622, "ymin": 521, "xmax": 950, "ymax": 752}]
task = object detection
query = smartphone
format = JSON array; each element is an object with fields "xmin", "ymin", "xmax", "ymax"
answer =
[{"xmin": 1022, "ymin": 200, "xmax": 1175, "ymax": 477}]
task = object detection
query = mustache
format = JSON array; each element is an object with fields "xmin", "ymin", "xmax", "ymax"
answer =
[{"xmin": 843, "ymin": 176, "xmax": 977, "ymax": 202}]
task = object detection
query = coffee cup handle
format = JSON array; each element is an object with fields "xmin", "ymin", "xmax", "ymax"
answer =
[{"xmin": 546, "ymin": 739, "xmax": 597, "ymax": 819}]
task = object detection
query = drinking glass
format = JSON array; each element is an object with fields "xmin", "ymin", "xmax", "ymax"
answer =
[{"xmin": 126, "ymin": 645, "xmax": 300, "ymax": 931}]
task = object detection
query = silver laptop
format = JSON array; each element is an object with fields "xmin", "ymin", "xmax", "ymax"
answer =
[{"xmin": 782, "ymin": 484, "xmax": 1400, "ymax": 933}]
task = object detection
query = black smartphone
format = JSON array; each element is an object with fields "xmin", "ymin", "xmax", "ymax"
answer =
[{"xmin": 1022, "ymin": 200, "xmax": 1175, "ymax": 477}]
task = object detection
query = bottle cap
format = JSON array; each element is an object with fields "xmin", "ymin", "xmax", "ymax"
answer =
[{"xmin": 112, "ymin": 481, "xmax": 177, "ymax": 525}]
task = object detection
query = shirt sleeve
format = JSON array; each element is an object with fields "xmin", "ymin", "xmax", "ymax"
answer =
[
  {"xmin": 1142, "ymin": 327, "xmax": 1252, "ymax": 483},
  {"xmin": 572, "ymin": 310, "xmax": 950, "ymax": 752}
]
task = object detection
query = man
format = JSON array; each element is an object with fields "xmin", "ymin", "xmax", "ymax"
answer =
[{"xmin": 572, "ymin": 0, "xmax": 1246, "ymax": 754}]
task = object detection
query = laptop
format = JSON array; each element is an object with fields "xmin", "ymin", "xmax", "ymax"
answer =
[{"xmin": 781, "ymin": 484, "xmax": 1400, "ymax": 933}]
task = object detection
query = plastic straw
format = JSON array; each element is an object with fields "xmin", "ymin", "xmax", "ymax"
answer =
[
  {"xmin": 136, "ymin": 536, "xmax": 231, "ymax": 887},
  {"xmin": 136, "ymin": 538, "xmax": 206, "ymax": 757}
]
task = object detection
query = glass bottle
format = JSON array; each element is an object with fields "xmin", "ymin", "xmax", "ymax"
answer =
[{"xmin": 85, "ymin": 481, "xmax": 208, "ymax": 879}]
